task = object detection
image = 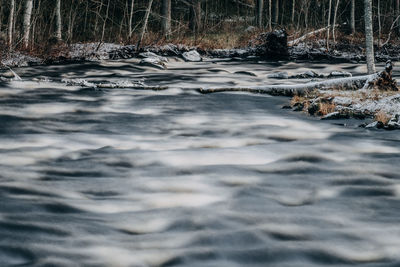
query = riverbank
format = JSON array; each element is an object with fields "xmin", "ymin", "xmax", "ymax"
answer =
[
  {"xmin": 3, "ymin": 29, "xmax": 400, "ymax": 69},
  {"xmin": 1, "ymin": 38, "xmax": 399, "ymax": 130}
]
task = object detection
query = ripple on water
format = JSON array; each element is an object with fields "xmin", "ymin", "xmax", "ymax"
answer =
[{"xmin": 1, "ymin": 61, "xmax": 400, "ymax": 266}]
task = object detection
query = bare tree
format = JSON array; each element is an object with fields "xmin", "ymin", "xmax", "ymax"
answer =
[
  {"xmin": 128, "ymin": 0, "xmax": 135, "ymax": 39},
  {"xmin": 256, "ymin": 0, "xmax": 264, "ymax": 28},
  {"xmin": 364, "ymin": 0, "xmax": 375, "ymax": 74},
  {"xmin": 190, "ymin": 0, "xmax": 202, "ymax": 33},
  {"xmin": 350, "ymin": 0, "xmax": 355, "ymax": 33},
  {"xmin": 101, "ymin": 0, "xmax": 110, "ymax": 43},
  {"xmin": 291, "ymin": 0, "xmax": 295, "ymax": 25},
  {"xmin": 137, "ymin": 0, "xmax": 153, "ymax": 51},
  {"xmin": 397, "ymin": 0, "xmax": 400, "ymax": 35},
  {"xmin": 8, "ymin": 0, "xmax": 15, "ymax": 48},
  {"xmin": 56, "ymin": 0, "xmax": 62, "ymax": 41},
  {"xmin": 326, "ymin": 0, "xmax": 332, "ymax": 50},
  {"xmin": 268, "ymin": 0, "xmax": 272, "ymax": 30},
  {"xmin": 23, "ymin": 0, "xmax": 34, "ymax": 49},
  {"xmin": 333, "ymin": 0, "xmax": 340, "ymax": 43},
  {"xmin": 274, "ymin": 0, "xmax": 279, "ymax": 25},
  {"xmin": 161, "ymin": 0, "xmax": 171, "ymax": 37}
]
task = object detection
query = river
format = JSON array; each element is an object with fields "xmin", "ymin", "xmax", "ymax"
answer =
[{"xmin": 1, "ymin": 58, "xmax": 400, "ymax": 266}]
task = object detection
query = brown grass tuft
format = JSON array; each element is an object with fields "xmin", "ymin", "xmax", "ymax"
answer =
[
  {"xmin": 375, "ymin": 110, "xmax": 391, "ymax": 124},
  {"xmin": 318, "ymin": 102, "xmax": 336, "ymax": 116}
]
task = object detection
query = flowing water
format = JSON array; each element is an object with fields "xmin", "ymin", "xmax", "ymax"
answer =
[{"xmin": 1, "ymin": 59, "xmax": 400, "ymax": 267}]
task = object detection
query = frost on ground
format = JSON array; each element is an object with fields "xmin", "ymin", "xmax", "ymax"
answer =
[
  {"xmin": 1, "ymin": 52, "xmax": 42, "ymax": 68},
  {"xmin": 289, "ymin": 61, "xmax": 400, "ymax": 129},
  {"xmin": 291, "ymin": 88, "xmax": 400, "ymax": 130},
  {"xmin": 60, "ymin": 78, "xmax": 167, "ymax": 90},
  {"xmin": 67, "ymin": 43, "xmax": 123, "ymax": 60}
]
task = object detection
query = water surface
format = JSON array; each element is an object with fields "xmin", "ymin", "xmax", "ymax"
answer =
[{"xmin": 1, "ymin": 59, "xmax": 400, "ymax": 266}]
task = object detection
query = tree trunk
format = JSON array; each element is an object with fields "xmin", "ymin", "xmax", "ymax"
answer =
[
  {"xmin": 256, "ymin": 0, "xmax": 264, "ymax": 28},
  {"xmin": 274, "ymin": 0, "xmax": 279, "ymax": 25},
  {"xmin": 23, "ymin": 0, "xmax": 34, "ymax": 49},
  {"xmin": 101, "ymin": 0, "xmax": 110, "ymax": 43},
  {"xmin": 190, "ymin": 0, "xmax": 202, "ymax": 33},
  {"xmin": 350, "ymin": 0, "xmax": 355, "ymax": 33},
  {"xmin": 377, "ymin": 0, "xmax": 381, "ymax": 47},
  {"xmin": 128, "ymin": 0, "xmax": 135, "ymax": 39},
  {"xmin": 268, "ymin": 0, "xmax": 272, "ymax": 30},
  {"xmin": 56, "ymin": 0, "xmax": 62, "ymax": 41},
  {"xmin": 291, "ymin": 0, "xmax": 295, "ymax": 25},
  {"xmin": 397, "ymin": 0, "xmax": 400, "ymax": 35},
  {"xmin": 8, "ymin": 0, "xmax": 15, "ymax": 49},
  {"xmin": 137, "ymin": 0, "xmax": 153, "ymax": 51},
  {"xmin": 332, "ymin": 0, "xmax": 340, "ymax": 44},
  {"xmin": 326, "ymin": 0, "xmax": 332, "ymax": 50},
  {"xmin": 161, "ymin": 0, "xmax": 171, "ymax": 37},
  {"xmin": 364, "ymin": 0, "xmax": 376, "ymax": 74}
]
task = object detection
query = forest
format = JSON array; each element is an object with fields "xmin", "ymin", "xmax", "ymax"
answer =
[{"xmin": 1, "ymin": 0, "xmax": 400, "ymax": 52}]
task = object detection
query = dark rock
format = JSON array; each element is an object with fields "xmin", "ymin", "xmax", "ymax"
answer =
[
  {"xmin": 290, "ymin": 70, "xmax": 322, "ymax": 79},
  {"xmin": 377, "ymin": 121, "xmax": 385, "ymax": 129},
  {"xmin": 308, "ymin": 102, "xmax": 319, "ymax": 115},
  {"xmin": 292, "ymin": 102, "xmax": 304, "ymax": 111},
  {"xmin": 255, "ymin": 29, "xmax": 289, "ymax": 60},
  {"xmin": 387, "ymin": 114, "xmax": 400, "ymax": 130},
  {"xmin": 234, "ymin": 71, "xmax": 257, "ymax": 77}
]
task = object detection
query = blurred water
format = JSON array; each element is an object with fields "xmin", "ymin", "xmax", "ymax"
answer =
[{"xmin": 1, "ymin": 59, "xmax": 400, "ymax": 266}]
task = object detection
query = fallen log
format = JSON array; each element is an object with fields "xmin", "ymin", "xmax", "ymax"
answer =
[
  {"xmin": 198, "ymin": 75, "xmax": 375, "ymax": 96},
  {"xmin": 199, "ymin": 62, "xmax": 397, "ymax": 96},
  {"xmin": 288, "ymin": 24, "xmax": 344, "ymax": 46}
]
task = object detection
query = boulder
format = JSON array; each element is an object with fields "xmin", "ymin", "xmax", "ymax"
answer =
[
  {"xmin": 139, "ymin": 57, "xmax": 167, "ymax": 70},
  {"xmin": 255, "ymin": 29, "xmax": 289, "ymax": 60},
  {"xmin": 234, "ymin": 71, "xmax": 257, "ymax": 77},
  {"xmin": 268, "ymin": 72, "xmax": 289, "ymax": 79},
  {"xmin": 138, "ymin": 52, "xmax": 168, "ymax": 63},
  {"xmin": 328, "ymin": 71, "xmax": 352, "ymax": 78},
  {"xmin": 182, "ymin": 50, "xmax": 202, "ymax": 62},
  {"xmin": 387, "ymin": 114, "xmax": 400, "ymax": 130},
  {"xmin": 1, "ymin": 69, "xmax": 22, "ymax": 81},
  {"xmin": 289, "ymin": 70, "xmax": 323, "ymax": 79}
]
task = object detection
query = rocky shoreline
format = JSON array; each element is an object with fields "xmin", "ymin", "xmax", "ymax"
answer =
[{"xmin": 2, "ymin": 30, "xmax": 400, "ymax": 69}]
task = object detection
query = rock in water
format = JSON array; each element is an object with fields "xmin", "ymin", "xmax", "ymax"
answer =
[
  {"xmin": 328, "ymin": 71, "xmax": 352, "ymax": 78},
  {"xmin": 268, "ymin": 72, "xmax": 289, "ymax": 79},
  {"xmin": 255, "ymin": 30, "xmax": 289, "ymax": 60},
  {"xmin": 1, "ymin": 69, "xmax": 22, "ymax": 81},
  {"xmin": 182, "ymin": 50, "xmax": 202, "ymax": 62},
  {"xmin": 387, "ymin": 114, "xmax": 400, "ymax": 130},
  {"xmin": 290, "ymin": 70, "xmax": 321, "ymax": 79},
  {"xmin": 139, "ymin": 57, "xmax": 166, "ymax": 70},
  {"xmin": 138, "ymin": 52, "xmax": 168, "ymax": 63}
]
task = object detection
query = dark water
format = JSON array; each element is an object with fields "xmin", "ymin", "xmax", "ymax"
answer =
[{"xmin": 1, "ymin": 59, "xmax": 400, "ymax": 266}]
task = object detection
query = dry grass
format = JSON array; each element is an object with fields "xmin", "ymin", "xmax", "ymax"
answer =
[
  {"xmin": 290, "ymin": 95, "xmax": 306, "ymax": 106},
  {"xmin": 375, "ymin": 110, "xmax": 392, "ymax": 124},
  {"xmin": 318, "ymin": 102, "xmax": 336, "ymax": 116}
]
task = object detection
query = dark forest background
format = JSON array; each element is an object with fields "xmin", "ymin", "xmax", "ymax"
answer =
[{"xmin": 1, "ymin": 0, "xmax": 399, "ymax": 51}]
